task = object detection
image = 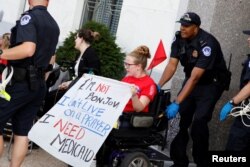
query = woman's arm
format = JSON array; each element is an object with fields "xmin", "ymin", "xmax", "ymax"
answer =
[{"xmin": 131, "ymin": 94, "xmax": 151, "ymax": 112}]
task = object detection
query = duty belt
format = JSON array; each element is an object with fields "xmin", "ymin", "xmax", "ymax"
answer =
[{"xmin": 10, "ymin": 66, "xmax": 45, "ymax": 82}]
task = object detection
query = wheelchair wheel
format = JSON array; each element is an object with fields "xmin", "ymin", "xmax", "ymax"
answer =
[{"xmin": 120, "ymin": 152, "xmax": 151, "ymax": 167}]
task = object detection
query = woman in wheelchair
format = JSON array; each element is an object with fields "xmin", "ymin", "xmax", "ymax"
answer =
[
  {"xmin": 96, "ymin": 45, "xmax": 157, "ymax": 166},
  {"xmin": 119, "ymin": 45, "xmax": 157, "ymax": 128}
]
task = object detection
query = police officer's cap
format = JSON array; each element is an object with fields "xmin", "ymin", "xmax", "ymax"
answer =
[
  {"xmin": 243, "ymin": 30, "xmax": 250, "ymax": 35},
  {"xmin": 177, "ymin": 12, "xmax": 201, "ymax": 26}
]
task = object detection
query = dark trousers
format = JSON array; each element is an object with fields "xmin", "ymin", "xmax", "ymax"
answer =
[
  {"xmin": 226, "ymin": 116, "xmax": 250, "ymax": 151},
  {"xmin": 39, "ymin": 89, "xmax": 66, "ymax": 117},
  {"xmin": 170, "ymin": 84, "xmax": 223, "ymax": 167},
  {"xmin": 0, "ymin": 80, "xmax": 46, "ymax": 135}
]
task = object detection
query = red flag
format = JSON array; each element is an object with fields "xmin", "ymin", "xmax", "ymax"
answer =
[{"xmin": 147, "ymin": 39, "xmax": 167, "ymax": 70}]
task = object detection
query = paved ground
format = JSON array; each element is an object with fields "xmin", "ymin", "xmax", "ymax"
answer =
[
  {"xmin": 0, "ymin": 141, "xmax": 68, "ymax": 167},
  {"xmin": 0, "ymin": 141, "xmax": 197, "ymax": 167}
]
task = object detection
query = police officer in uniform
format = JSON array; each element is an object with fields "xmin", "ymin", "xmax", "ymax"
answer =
[
  {"xmin": 158, "ymin": 12, "xmax": 229, "ymax": 167},
  {"xmin": 0, "ymin": 0, "xmax": 59, "ymax": 166},
  {"xmin": 220, "ymin": 30, "xmax": 250, "ymax": 151}
]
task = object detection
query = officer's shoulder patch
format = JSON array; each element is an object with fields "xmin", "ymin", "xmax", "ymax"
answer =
[
  {"xmin": 248, "ymin": 60, "xmax": 250, "ymax": 68},
  {"xmin": 202, "ymin": 46, "xmax": 211, "ymax": 57},
  {"xmin": 20, "ymin": 14, "xmax": 31, "ymax": 26}
]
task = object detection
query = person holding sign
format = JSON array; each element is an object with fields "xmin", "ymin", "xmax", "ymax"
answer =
[
  {"xmin": 119, "ymin": 45, "xmax": 157, "ymax": 127},
  {"xmin": 96, "ymin": 45, "xmax": 157, "ymax": 166}
]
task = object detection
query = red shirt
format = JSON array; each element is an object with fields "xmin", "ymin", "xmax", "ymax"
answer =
[{"xmin": 122, "ymin": 75, "xmax": 157, "ymax": 112}]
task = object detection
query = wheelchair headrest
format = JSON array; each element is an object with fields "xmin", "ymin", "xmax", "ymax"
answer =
[{"xmin": 148, "ymin": 89, "xmax": 171, "ymax": 115}]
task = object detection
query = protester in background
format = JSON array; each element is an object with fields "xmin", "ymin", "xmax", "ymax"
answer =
[
  {"xmin": 220, "ymin": 30, "xmax": 250, "ymax": 151},
  {"xmin": 0, "ymin": 32, "xmax": 10, "ymax": 49},
  {"xmin": 0, "ymin": 0, "xmax": 59, "ymax": 166},
  {"xmin": 44, "ymin": 29, "xmax": 100, "ymax": 117},
  {"xmin": 0, "ymin": 33, "xmax": 10, "ymax": 78},
  {"xmin": 59, "ymin": 28, "xmax": 100, "ymax": 90},
  {"xmin": 158, "ymin": 12, "xmax": 229, "ymax": 167}
]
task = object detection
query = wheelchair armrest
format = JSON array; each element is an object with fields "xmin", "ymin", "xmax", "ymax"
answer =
[{"xmin": 130, "ymin": 115, "xmax": 154, "ymax": 128}]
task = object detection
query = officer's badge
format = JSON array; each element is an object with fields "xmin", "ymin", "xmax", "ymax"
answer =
[
  {"xmin": 20, "ymin": 15, "xmax": 31, "ymax": 26},
  {"xmin": 202, "ymin": 46, "xmax": 211, "ymax": 57},
  {"xmin": 192, "ymin": 50, "xmax": 198, "ymax": 58}
]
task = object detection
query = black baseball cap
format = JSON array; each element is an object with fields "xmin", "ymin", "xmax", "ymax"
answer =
[
  {"xmin": 177, "ymin": 12, "xmax": 201, "ymax": 26},
  {"xmin": 243, "ymin": 30, "xmax": 250, "ymax": 35}
]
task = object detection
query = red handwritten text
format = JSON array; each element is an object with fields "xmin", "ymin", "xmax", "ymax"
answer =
[
  {"xmin": 95, "ymin": 83, "xmax": 110, "ymax": 94},
  {"xmin": 53, "ymin": 119, "xmax": 85, "ymax": 140}
]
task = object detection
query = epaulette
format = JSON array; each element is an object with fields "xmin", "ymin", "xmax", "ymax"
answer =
[
  {"xmin": 198, "ymin": 30, "xmax": 209, "ymax": 47},
  {"xmin": 19, "ymin": 10, "xmax": 30, "ymax": 20},
  {"xmin": 199, "ymin": 40, "xmax": 207, "ymax": 47},
  {"xmin": 175, "ymin": 31, "xmax": 181, "ymax": 36},
  {"xmin": 175, "ymin": 31, "xmax": 181, "ymax": 40},
  {"xmin": 22, "ymin": 10, "xmax": 30, "ymax": 16}
]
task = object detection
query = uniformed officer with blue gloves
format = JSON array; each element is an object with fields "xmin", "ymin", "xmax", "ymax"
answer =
[
  {"xmin": 0, "ymin": 0, "xmax": 59, "ymax": 166},
  {"xmin": 158, "ymin": 12, "xmax": 229, "ymax": 167},
  {"xmin": 220, "ymin": 30, "xmax": 250, "ymax": 151}
]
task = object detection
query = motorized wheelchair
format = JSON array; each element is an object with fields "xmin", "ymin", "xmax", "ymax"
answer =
[{"xmin": 97, "ymin": 88, "xmax": 171, "ymax": 167}]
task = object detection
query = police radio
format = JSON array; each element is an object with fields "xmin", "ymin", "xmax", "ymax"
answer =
[
  {"xmin": 27, "ymin": 65, "xmax": 38, "ymax": 91},
  {"xmin": 224, "ymin": 53, "xmax": 232, "ymax": 91}
]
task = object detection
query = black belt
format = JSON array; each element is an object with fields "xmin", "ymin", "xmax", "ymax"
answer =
[
  {"xmin": 12, "ymin": 67, "xmax": 27, "ymax": 81},
  {"xmin": 11, "ymin": 66, "xmax": 45, "ymax": 82},
  {"xmin": 184, "ymin": 77, "xmax": 215, "ymax": 86}
]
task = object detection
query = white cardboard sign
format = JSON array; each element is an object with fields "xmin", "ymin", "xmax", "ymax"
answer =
[{"xmin": 28, "ymin": 74, "xmax": 132, "ymax": 167}]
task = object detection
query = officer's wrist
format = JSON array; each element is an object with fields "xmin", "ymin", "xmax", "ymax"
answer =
[
  {"xmin": 229, "ymin": 99, "xmax": 236, "ymax": 106},
  {"xmin": 173, "ymin": 99, "xmax": 180, "ymax": 105}
]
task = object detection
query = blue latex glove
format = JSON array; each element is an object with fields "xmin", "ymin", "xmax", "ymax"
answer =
[
  {"xmin": 157, "ymin": 84, "xmax": 161, "ymax": 92},
  {"xmin": 165, "ymin": 102, "xmax": 179, "ymax": 119},
  {"xmin": 219, "ymin": 102, "xmax": 233, "ymax": 121}
]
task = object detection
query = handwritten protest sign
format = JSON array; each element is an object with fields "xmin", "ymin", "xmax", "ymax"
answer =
[{"xmin": 28, "ymin": 74, "xmax": 132, "ymax": 167}]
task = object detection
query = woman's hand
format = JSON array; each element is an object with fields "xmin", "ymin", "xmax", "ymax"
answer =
[
  {"xmin": 130, "ymin": 85, "xmax": 139, "ymax": 97},
  {"xmin": 58, "ymin": 81, "xmax": 71, "ymax": 90}
]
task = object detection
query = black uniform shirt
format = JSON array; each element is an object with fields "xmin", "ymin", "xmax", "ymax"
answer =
[
  {"xmin": 240, "ymin": 56, "xmax": 250, "ymax": 88},
  {"xmin": 170, "ymin": 29, "xmax": 227, "ymax": 83},
  {"xmin": 10, "ymin": 6, "xmax": 60, "ymax": 69}
]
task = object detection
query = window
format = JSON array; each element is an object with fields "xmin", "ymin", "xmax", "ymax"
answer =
[{"xmin": 81, "ymin": 0, "xmax": 123, "ymax": 36}]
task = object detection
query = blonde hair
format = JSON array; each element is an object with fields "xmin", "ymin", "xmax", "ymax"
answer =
[
  {"xmin": 1, "ymin": 33, "xmax": 10, "ymax": 49},
  {"xmin": 129, "ymin": 45, "xmax": 151, "ymax": 69}
]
